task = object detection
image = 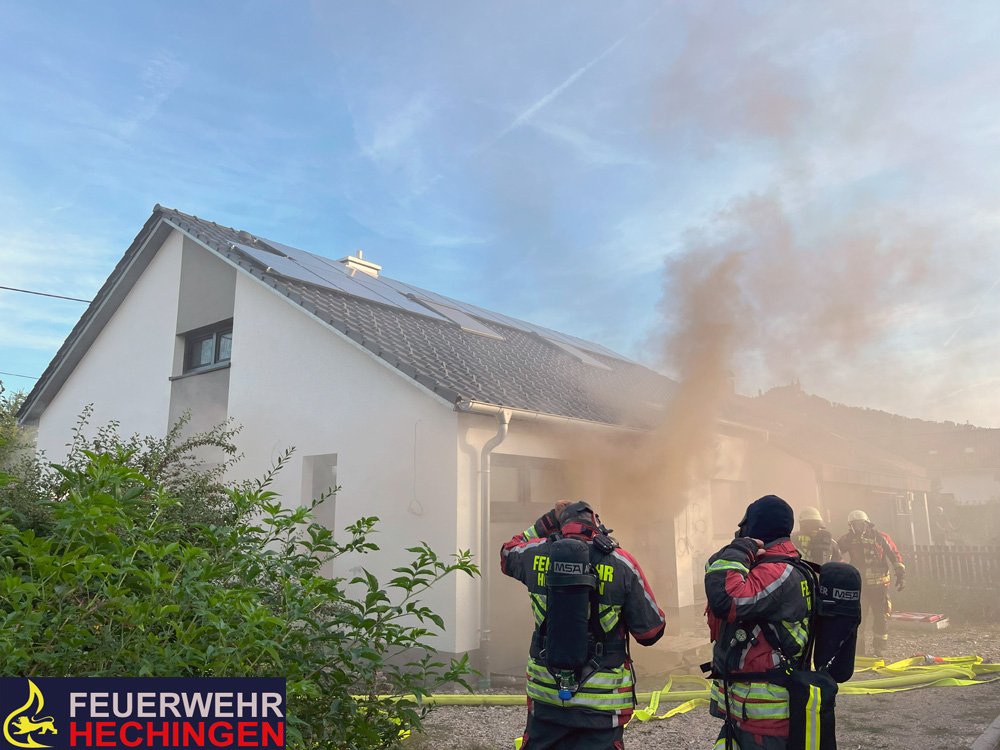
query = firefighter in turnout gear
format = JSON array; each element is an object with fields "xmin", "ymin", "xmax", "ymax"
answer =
[
  {"xmin": 837, "ymin": 509, "xmax": 905, "ymax": 657},
  {"xmin": 705, "ymin": 495, "xmax": 812, "ymax": 750},
  {"xmin": 794, "ymin": 506, "xmax": 842, "ymax": 565},
  {"xmin": 500, "ymin": 500, "xmax": 665, "ymax": 749}
]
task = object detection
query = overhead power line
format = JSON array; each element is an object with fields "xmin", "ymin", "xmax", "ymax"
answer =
[
  {"xmin": 0, "ymin": 370, "xmax": 39, "ymax": 380},
  {"xmin": 0, "ymin": 285, "xmax": 91, "ymax": 303}
]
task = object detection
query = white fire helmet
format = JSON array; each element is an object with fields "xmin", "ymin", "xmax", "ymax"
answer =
[
  {"xmin": 848, "ymin": 509, "xmax": 870, "ymax": 524},
  {"xmin": 800, "ymin": 506, "xmax": 823, "ymax": 522}
]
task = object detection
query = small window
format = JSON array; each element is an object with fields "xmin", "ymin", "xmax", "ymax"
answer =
[{"xmin": 184, "ymin": 320, "xmax": 233, "ymax": 373}]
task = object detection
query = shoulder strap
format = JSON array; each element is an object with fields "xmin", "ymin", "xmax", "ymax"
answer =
[
  {"xmin": 588, "ymin": 543, "xmax": 610, "ymax": 641},
  {"xmin": 750, "ymin": 554, "xmax": 820, "ymax": 670}
]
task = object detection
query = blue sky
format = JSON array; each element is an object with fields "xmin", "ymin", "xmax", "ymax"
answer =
[{"xmin": 2, "ymin": 2, "xmax": 1000, "ymax": 424}]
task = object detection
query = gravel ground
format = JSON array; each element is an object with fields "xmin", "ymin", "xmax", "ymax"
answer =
[{"xmin": 409, "ymin": 625, "xmax": 1000, "ymax": 749}]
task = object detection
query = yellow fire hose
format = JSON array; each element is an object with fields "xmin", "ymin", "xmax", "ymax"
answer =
[{"xmin": 388, "ymin": 654, "xmax": 1000, "ymax": 745}]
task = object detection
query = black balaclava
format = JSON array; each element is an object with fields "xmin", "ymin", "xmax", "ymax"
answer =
[{"xmin": 737, "ymin": 494, "xmax": 795, "ymax": 544}]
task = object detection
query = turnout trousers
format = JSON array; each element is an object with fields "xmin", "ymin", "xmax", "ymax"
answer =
[
  {"xmin": 521, "ymin": 712, "xmax": 624, "ymax": 750},
  {"xmin": 714, "ymin": 726, "xmax": 788, "ymax": 750},
  {"xmin": 860, "ymin": 584, "xmax": 890, "ymax": 652}
]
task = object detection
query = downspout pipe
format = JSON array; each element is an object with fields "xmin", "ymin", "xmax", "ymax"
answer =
[{"xmin": 479, "ymin": 408, "xmax": 511, "ymax": 689}]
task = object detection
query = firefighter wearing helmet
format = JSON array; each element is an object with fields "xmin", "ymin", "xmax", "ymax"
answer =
[
  {"xmin": 837, "ymin": 509, "xmax": 906, "ymax": 656},
  {"xmin": 500, "ymin": 500, "xmax": 665, "ymax": 749},
  {"xmin": 794, "ymin": 506, "xmax": 842, "ymax": 564}
]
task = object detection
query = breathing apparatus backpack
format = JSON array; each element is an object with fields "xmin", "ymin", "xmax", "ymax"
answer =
[
  {"xmin": 710, "ymin": 557, "xmax": 862, "ymax": 750},
  {"xmin": 540, "ymin": 533, "xmax": 619, "ymax": 700}
]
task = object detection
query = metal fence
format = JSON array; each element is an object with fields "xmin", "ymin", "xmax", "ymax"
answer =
[{"xmin": 905, "ymin": 545, "xmax": 1000, "ymax": 586}]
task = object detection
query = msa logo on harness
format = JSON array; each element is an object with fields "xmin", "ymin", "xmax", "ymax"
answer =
[
  {"xmin": 820, "ymin": 584, "xmax": 861, "ymax": 601},
  {"xmin": 552, "ymin": 560, "xmax": 586, "ymax": 575}
]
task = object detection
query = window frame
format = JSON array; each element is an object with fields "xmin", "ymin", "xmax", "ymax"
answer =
[{"xmin": 182, "ymin": 319, "xmax": 234, "ymax": 374}]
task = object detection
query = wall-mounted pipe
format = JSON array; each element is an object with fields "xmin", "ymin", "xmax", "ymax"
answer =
[{"xmin": 478, "ymin": 408, "xmax": 511, "ymax": 688}]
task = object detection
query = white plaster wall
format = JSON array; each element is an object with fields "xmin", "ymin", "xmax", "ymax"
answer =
[
  {"xmin": 35, "ymin": 230, "xmax": 184, "ymax": 459},
  {"xmin": 457, "ymin": 414, "xmax": 619, "ymax": 672},
  {"xmin": 175, "ymin": 237, "xmax": 236, "ymax": 335},
  {"xmin": 226, "ymin": 274, "xmax": 467, "ymax": 650}
]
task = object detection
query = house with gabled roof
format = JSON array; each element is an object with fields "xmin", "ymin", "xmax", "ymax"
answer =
[
  {"xmin": 19, "ymin": 205, "xmax": 691, "ymax": 677},
  {"xmin": 22, "ymin": 206, "xmax": 944, "ymax": 678}
]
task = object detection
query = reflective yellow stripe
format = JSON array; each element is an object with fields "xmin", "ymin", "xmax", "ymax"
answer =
[
  {"xmin": 783, "ymin": 619, "xmax": 808, "ymax": 648},
  {"xmin": 714, "ymin": 735, "xmax": 741, "ymax": 750},
  {"xmin": 525, "ymin": 660, "xmax": 634, "ymax": 711},
  {"xmin": 706, "ymin": 559, "xmax": 750, "ymax": 574},
  {"xmin": 710, "ymin": 681, "xmax": 790, "ymax": 720},
  {"xmin": 526, "ymin": 682, "xmax": 633, "ymax": 710},
  {"xmin": 526, "ymin": 661, "xmax": 633, "ymax": 687},
  {"xmin": 805, "ymin": 683, "xmax": 821, "ymax": 749},
  {"xmin": 530, "ymin": 593, "xmax": 546, "ymax": 625},
  {"xmin": 599, "ymin": 604, "xmax": 620, "ymax": 632}
]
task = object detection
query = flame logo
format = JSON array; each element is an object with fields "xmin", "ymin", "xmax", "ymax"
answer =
[{"xmin": 2, "ymin": 680, "xmax": 57, "ymax": 749}]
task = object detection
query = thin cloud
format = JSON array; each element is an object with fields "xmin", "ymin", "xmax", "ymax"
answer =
[
  {"xmin": 116, "ymin": 51, "xmax": 188, "ymax": 140},
  {"xmin": 481, "ymin": 6, "xmax": 663, "ymax": 150},
  {"xmin": 944, "ymin": 273, "xmax": 1000, "ymax": 348}
]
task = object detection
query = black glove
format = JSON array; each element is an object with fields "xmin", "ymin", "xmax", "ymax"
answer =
[
  {"xmin": 895, "ymin": 565, "xmax": 906, "ymax": 591},
  {"xmin": 532, "ymin": 509, "xmax": 561, "ymax": 538},
  {"xmin": 725, "ymin": 537, "xmax": 761, "ymax": 564}
]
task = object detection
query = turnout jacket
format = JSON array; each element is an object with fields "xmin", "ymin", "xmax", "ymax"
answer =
[
  {"xmin": 500, "ymin": 521, "xmax": 665, "ymax": 728},
  {"xmin": 705, "ymin": 538, "xmax": 811, "ymax": 738},
  {"xmin": 837, "ymin": 524, "xmax": 904, "ymax": 586},
  {"xmin": 794, "ymin": 526, "xmax": 842, "ymax": 564}
]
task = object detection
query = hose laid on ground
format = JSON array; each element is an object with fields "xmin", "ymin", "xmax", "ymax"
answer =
[
  {"xmin": 397, "ymin": 654, "xmax": 1000, "ymax": 746},
  {"xmin": 395, "ymin": 654, "xmax": 1000, "ymax": 709}
]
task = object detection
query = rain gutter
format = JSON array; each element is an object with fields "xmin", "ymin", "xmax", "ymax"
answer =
[{"xmin": 456, "ymin": 400, "xmax": 642, "ymax": 433}]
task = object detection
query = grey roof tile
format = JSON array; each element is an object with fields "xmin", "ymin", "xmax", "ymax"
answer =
[{"xmin": 23, "ymin": 205, "xmax": 676, "ymax": 428}]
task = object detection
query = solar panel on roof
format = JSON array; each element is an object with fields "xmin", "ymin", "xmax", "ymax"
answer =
[
  {"xmin": 231, "ymin": 243, "xmax": 448, "ymax": 320},
  {"xmin": 233, "ymin": 243, "xmax": 332, "ymax": 286},
  {"xmin": 386, "ymin": 278, "xmax": 628, "ymax": 361},
  {"xmin": 410, "ymin": 296, "xmax": 505, "ymax": 340},
  {"xmin": 235, "ymin": 236, "xmax": 628, "ymax": 361}
]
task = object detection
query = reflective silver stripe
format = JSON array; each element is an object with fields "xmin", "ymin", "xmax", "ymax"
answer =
[
  {"xmin": 578, "ymin": 672, "xmax": 631, "ymax": 687},
  {"xmin": 711, "ymin": 700, "xmax": 789, "ymax": 720},
  {"xmin": 501, "ymin": 536, "xmax": 547, "ymax": 561},
  {"xmin": 611, "ymin": 549, "xmax": 661, "ymax": 617},
  {"xmin": 805, "ymin": 683, "xmax": 821, "ymax": 749},
  {"xmin": 710, "ymin": 681, "xmax": 790, "ymax": 720},
  {"xmin": 732, "ymin": 563, "xmax": 793, "ymax": 606},
  {"xmin": 526, "ymin": 683, "xmax": 633, "ymax": 710},
  {"xmin": 526, "ymin": 662, "xmax": 631, "ymax": 688}
]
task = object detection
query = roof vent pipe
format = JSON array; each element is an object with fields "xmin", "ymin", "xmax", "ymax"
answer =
[
  {"xmin": 478, "ymin": 408, "xmax": 511, "ymax": 688},
  {"xmin": 339, "ymin": 249, "xmax": 381, "ymax": 278}
]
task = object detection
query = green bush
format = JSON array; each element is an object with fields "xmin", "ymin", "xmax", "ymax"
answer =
[
  {"xmin": 0, "ymin": 381, "xmax": 28, "ymax": 468},
  {"xmin": 0, "ymin": 448, "xmax": 478, "ymax": 749},
  {"xmin": 0, "ymin": 405, "xmax": 243, "ymax": 536}
]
